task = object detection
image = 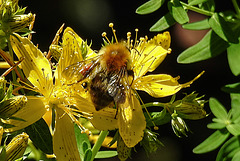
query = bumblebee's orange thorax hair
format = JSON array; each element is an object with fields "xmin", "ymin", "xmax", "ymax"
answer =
[{"xmin": 100, "ymin": 43, "xmax": 130, "ymax": 72}]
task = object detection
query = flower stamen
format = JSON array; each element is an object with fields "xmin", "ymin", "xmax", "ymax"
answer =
[
  {"xmin": 109, "ymin": 23, "xmax": 118, "ymax": 44},
  {"xmin": 134, "ymin": 28, "xmax": 139, "ymax": 48},
  {"xmin": 102, "ymin": 32, "xmax": 111, "ymax": 44}
]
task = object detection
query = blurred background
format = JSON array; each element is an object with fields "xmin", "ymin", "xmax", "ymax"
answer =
[{"xmin": 17, "ymin": 0, "xmax": 239, "ymax": 160}]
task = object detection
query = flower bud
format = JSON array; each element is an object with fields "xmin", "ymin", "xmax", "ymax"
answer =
[
  {"xmin": 141, "ymin": 129, "xmax": 163, "ymax": 156},
  {"xmin": 8, "ymin": 13, "xmax": 33, "ymax": 32},
  {"xmin": 0, "ymin": 95, "xmax": 27, "ymax": 119},
  {"xmin": 117, "ymin": 135, "xmax": 131, "ymax": 161},
  {"xmin": 0, "ymin": 126, "xmax": 3, "ymax": 145},
  {"xmin": 172, "ymin": 92, "xmax": 207, "ymax": 120},
  {"xmin": 49, "ymin": 44, "xmax": 62, "ymax": 62},
  {"xmin": 0, "ymin": 77, "xmax": 6, "ymax": 101},
  {"xmin": 171, "ymin": 114, "xmax": 189, "ymax": 138},
  {"xmin": 5, "ymin": 132, "xmax": 29, "ymax": 161}
]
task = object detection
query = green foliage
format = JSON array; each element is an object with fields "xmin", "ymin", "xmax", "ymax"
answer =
[
  {"xmin": 25, "ymin": 118, "xmax": 53, "ymax": 154},
  {"xmin": 137, "ymin": 1, "xmax": 240, "ymax": 160},
  {"xmin": 136, "ymin": 0, "xmax": 240, "ymax": 74},
  {"xmin": 193, "ymin": 95, "xmax": 240, "ymax": 159}
]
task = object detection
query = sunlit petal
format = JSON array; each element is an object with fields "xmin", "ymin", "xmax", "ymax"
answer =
[
  {"xmin": 53, "ymin": 107, "xmax": 81, "ymax": 161},
  {"xmin": 3, "ymin": 96, "xmax": 46, "ymax": 132},
  {"xmin": 133, "ymin": 72, "xmax": 204, "ymax": 98},
  {"xmin": 10, "ymin": 34, "xmax": 53, "ymax": 97},
  {"xmin": 56, "ymin": 27, "xmax": 97, "ymax": 85},
  {"xmin": 131, "ymin": 32, "xmax": 171, "ymax": 79},
  {"xmin": 118, "ymin": 92, "xmax": 146, "ymax": 148},
  {"xmin": 90, "ymin": 107, "xmax": 118, "ymax": 130}
]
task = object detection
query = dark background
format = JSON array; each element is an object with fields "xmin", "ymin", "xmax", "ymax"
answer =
[{"xmin": 18, "ymin": 0, "xmax": 239, "ymax": 161}]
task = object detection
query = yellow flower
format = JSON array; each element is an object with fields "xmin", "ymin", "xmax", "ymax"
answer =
[
  {"xmin": 7, "ymin": 27, "xmax": 97, "ymax": 161},
  {"xmin": 81, "ymin": 24, "xmax": 203, "ymax": 148}
]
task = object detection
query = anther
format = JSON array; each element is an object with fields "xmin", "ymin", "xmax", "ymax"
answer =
[
  {"xmin": 109, "ymin": 23, "xmax": 114, "ymax": 28},
  {"xmin": 134, "ymin": 28, "xmax": 139, "ymax": 48},
  {"xmin": 102, "ymin": 32, "xmax": 111, "ymax": 44},
  {"xmin": 127, "ymin": 32, "xmax": 131, "ymax": 48},
  {"xmin": 102, "ymin": 32, "xmax": 107, "ymax": 37},
  {"xmin": 154, "ymin": 126, "xmax": 159, "ymax": 130}
]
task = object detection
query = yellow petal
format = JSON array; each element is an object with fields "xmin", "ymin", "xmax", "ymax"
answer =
[
  {"xmin": 90, "ymin": 107, "xmax": 118, "ymax": 130},
  {"xmin": 3, "ymin": 96, "xmax": 46, "ymax": 132},
  {"xmin": 56, "ymin": 27, "xmax": 96, "ymax": 85},
  {"xmin": 53, "ymin": 107, "xmax": 81, "ymax": 161},
  {"xmin": 133, "ymin": 72, "xmax": 204, "ymax": 98},
  {"xmin": 118, "ymin": 92, "xmax": 146, "ymax": 148},
  {"xmin": 148, "ymin": 31, "xmax": 171, "ymax": 50},
  {"xmin": 132, "ymin": 43, "xmax": 169, "ymax": 79},
  {"xmin": 66, "ymin": 93, "xmax": 96, "ymax": 113},
  {"xmin": 10, "ymin": 34, "xmax": 53, "ymax": 97}
]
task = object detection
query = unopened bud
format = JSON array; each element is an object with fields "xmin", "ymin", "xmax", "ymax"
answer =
[
  {"xmin": 171, "ymin": 115, "xmax": 189, "ymax": 138},
  {"xmin": 49, "ymin": 44, "xmax": 62, "ymax": 62},
  {"xmin": 0, "ymin": 95, "xmax": 27, "ymax": 119},
  {"xmin": 117, "ymin": 135, "xmax": 131, "ymax": 161},
  {"xmin": 0, "ymin": 126, "xmax": 3, "ymax": 145},
  {"xmin": 8, "ymin": 13, "xmax": 33, "ymax": 32},
  {"xmin": 5, "ymin": 132, "xmax": 29, "ymax": 161},
  {"xmin": 172, "ymin": 92, "xmax": 207, "ymax": 120}
]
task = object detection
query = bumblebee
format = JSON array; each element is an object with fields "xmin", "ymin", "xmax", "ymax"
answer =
[{"xmin": 62, "ymin": 43, "xmax": 134, "ymax": 111}]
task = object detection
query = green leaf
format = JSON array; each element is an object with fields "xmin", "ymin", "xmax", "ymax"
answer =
[
  {"xmin": 216, "ymin": 136, "xmax": 240, "ymax": 161},
  {"xmin": 188, "ymin": 0, "xmax": 208, "ymax": 6},
  {"xmin": 182, "ymin": 18, "xmax": 210, "ymax": 30},
  {"xmin": 84, "ymin": 149, "xmax": 92, "ymax": 161},
  {"xmin": 221, "ymin": 82, "xmax": 240, "ymax": 93},
  {"xmin": 25, "ymin": 118, "xmax": 53, "ymax": 154},
  {"xmin": 136, "ymin": 0, "xmax": 165, "ymax": 15},
  {"xmin": 150, "ymin": 12, "xmax": 176, "ymax": 32},
  {"xmin": 193, "ymin": 129, "xmax": 230, "ymax": 154},
  {"xmin": 227, "ymin": 42, "xmax": 240, "ymax": 76},
  {"xmin": 232, "ymin": 150, "xmax": 240, "ymax": 161},
  {"xmin": 209, "ymin": 13, "xmax": 239, "ymax": 43},
  {"xmin": 95, "ymin": 151, "xmax": 118, "ymax": 159},
  {"xmin": 230, "ymin": 93, "xmax": 240, "ymax": 123},
  {"xmin": 0, "ymin": 146, "xmax": 6, "ymax": 161},
  {"xmin": 207, "ymin": 122, "xmax": 226, "ymax": 129},
  {"xmin": 168, "ymin": 0, "xmax": 189, "ymax": 24},
  {"xmin": 74, "ymin": 124, "xmax": 91, "ymax": 161},
  {"xmin": 227, "ymin": 124, "xmax": 240, "ymax": 136},
  {"xmin": 198, "ymin": 0, "xmax": 215, "ymax": 12},
  {"xmin": 148, "ymin": 109, "xmax": 171, "ymax": 126},
  {"xmin": 177, "ymin": 29, "xmax": 230, "ymax": 64},
  {"xmin": 209, "ymin": 97, "xmax": 228, "ymax": 120}
]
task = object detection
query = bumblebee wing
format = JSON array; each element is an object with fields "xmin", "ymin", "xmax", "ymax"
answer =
[
  {"xmin": 117, "ymin": 89, "xmax": 146, "ymax": 148},
  {"xmin": 107, "ymin": 69, "xmax": 134, "ymax": 104},
  {"xmin": 62, "ymin": 58, "xmax": 99, "ymax": 85},
  {"xmin": 56, "ymin": 27, "xmax": 98, "ymax": 84}
]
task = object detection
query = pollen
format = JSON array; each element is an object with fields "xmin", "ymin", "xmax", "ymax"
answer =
[{"xmin": 109, "ymin": 23, "xmax": 114, "ymax": 28}]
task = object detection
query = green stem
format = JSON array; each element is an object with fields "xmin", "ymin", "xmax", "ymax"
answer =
[
  {"xmin": 144, "ymin": 102, "xmax": 166, "ymax": 108},
  {"xmin": 180, "ymin": 1, "xmax": 214, "ymax": 17},
  {"xmin": 6, "ymin": 35, "xmax": 16, "ymax": 82},
  {"xmin": 90, "ymin": 130, "xmax": 109, "ymax": 161},
  {"xmin": 232, "ymin": 0, "xmax": 240, "ymax": 18}
]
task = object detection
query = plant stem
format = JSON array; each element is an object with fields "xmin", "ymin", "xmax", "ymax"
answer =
[
  {"xmin": 6, "ymin": 35, "xmax": 17, "ymax": 82},
  {"xmin": 180, "ymin": 1, "xmax": 214, "ymax": 16},
  {"xmin": 90, "ymin": 130, "xmax": 109, "ymax": 161},
  {"xmin": 144, "ymin": 102, "xmax": 166, "ymax": 108},
  {"xmin": 232, "ymin": 0, "xmax": 240, "ymax": 18}
]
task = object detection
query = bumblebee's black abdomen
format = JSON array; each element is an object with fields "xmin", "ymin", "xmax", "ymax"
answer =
[{"xmin": 90, "ymin": 74, "xmax": 114, "ymax": 111}]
